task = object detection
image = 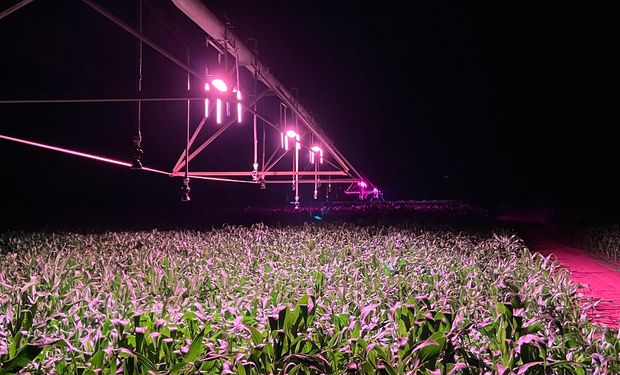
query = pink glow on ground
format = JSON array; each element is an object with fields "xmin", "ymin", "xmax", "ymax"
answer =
[
  {"xmin": 498, "ymin": 214, "xmax": 620, "ymax": 328},
  {"xmin": 211, "ymin": 79, "xmax": 228, "ymax": 92}
]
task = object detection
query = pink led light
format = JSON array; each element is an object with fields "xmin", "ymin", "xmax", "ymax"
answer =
[
  {"xmin": 359, "ymin": 181, "xmax": 367, "ymax": 188},
  {"xmin": 216, "ymin": 98, "xmax": 222, "ymax": 124},
  {"xmin": 282, "ymin": 130, "xmax": 300, "ymax": 150},
  {"xmin": 211, "ymin": 79, "xmax": 228, "ymax": 92},
  {"xmin": 204, "ymin": 83, "xmax": 210, "ymax": 91},
  {"xmin": 236, "ymin": 90, "xmax": 242, "ymax": 123},
  {"xmin": 310, "ymin": 145, "xmax": 323, "ymax": 164},
  {"xmin": 204, "ymin": 98, "xmax": 209, "ymax": 118}
]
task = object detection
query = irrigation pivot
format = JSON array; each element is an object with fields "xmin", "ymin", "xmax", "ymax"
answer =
[{"xmin": 0, "ymin": 0, "xmax": 381, "ymax": 206}]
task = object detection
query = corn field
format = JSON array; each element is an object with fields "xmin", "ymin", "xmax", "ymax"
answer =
[{"xmin": 1, "ymin": 223, "xmax": 619, "ymax": 374}]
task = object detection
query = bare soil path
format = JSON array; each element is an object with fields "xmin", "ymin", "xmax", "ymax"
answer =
[{"xmin": 498, "ymin": 214, "xmax": 620, "ymax": 328}]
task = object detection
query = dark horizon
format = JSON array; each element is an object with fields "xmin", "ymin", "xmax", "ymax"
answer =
[{"xmin": 1, "ymin": 0, "xmax": 618, "ymax": 227}]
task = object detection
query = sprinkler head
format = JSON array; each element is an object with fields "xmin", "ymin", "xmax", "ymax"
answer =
[
  {"xmin": 131, "ymin": 142, "xmax": 143, "ymax": 169},
  {"xmin": 181, "ymin": 178, "xmax": 191, "ymax": 202}
]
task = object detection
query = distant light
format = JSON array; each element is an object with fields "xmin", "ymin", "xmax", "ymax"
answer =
[
  {"xmin": 313, "ymin": 215, "xmax": 322, "ymax": 220},
  {"xmin": 286, "ymin": 130, "xmax": 298, "ymax": 138},
  {"xmin": 211, "ymin": 79, "xmax": 228, "ymax": 92},
  {"xmin": 204, "ymin": 98, "xmax": 209, "ymax": 118},
  {"xmin": 359, "ymin": 181, "xmax": 367, "ymax": 189},
  {"xmin": 216, "ymin": 98, "xmax": 222, "ymax": 124},
  {"xmin": 204, "ymin": 83, "xmax": 210, "ymax": 91}
]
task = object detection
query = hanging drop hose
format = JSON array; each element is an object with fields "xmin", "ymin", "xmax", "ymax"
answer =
[
  {"xmin": 182, "ymin": 48, "xmax": 191, "ymax": 202},
  {"xmin": 131, "ymin": 0, "xmax": 144, "ymax": 169}
]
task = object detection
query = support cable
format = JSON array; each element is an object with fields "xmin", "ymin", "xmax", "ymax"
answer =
[{"xmin": 181, "ymin": 48, "xmax": 191, "ymax": 201}]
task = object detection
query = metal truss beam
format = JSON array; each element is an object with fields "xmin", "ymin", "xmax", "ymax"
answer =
[
  {"xmin": 172, "ymin": 171, "xmax": 348, "ymax": 177},
  {"xmin": 171, "ymin": 0, "xmax": 370, "ymax": 185},
  {"xmin": 81, "ymin": 0, "xmax": 203, "ymax": 79}
]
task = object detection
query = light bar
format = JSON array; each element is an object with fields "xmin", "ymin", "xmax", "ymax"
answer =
[
  {"xmin": 236, "ymin": 90, "xmax": 242, "ymax": 123},
  {"xmin": 216, "ymin": 98, "xmax": 222, "ymax": 124},
  {"xmin": 310, "ymin": 145, "xmax": 323, "ymax": 164}
]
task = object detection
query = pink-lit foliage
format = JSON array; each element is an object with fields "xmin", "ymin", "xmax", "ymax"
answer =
[{"xmin": 0, "ymin": 222, "xmax": 617, "ymax": 373}]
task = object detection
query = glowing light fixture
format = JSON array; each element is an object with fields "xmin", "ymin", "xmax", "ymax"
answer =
[
  {"xmin": 204, "ymin": 78, "xmax": 242, "ymax": 124},
  {"xmin": 309, "ymin": 145, "xmax": 323, "ymax": 164},
  {"xmin": 309, "ymin": 145, "xmax": 324, "ymax": 199},
  {"xmin": 282, "ymin": 130, "xmax": 300, "ymax": 150},
  {"xmin": 211, "ymin": 79, "xmax": 228, "ymax": 92},
  {"xmin": 216, "ymin": 98, "xmax": 222, "ymax": 124},
  {"xmin": 204, "ymin": 83, "xmax": 210, "ymax": 118},
  {"xmin": 280, "ymin": 129, "xmax": 301, "ymax": 208},
  {"xmin": 236, "ymin": 90, "xmax": 242, "ymax": 123}
]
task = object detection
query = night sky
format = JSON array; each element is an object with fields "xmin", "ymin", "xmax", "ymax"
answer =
[{"xmin": 1, "ymin": 0, "xmax": 618, "ymax": 226}]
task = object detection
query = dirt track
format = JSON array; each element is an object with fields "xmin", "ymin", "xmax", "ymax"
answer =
[{"xmin": 499, "ymin": 214, "xmax": 620, "ymax": 328}]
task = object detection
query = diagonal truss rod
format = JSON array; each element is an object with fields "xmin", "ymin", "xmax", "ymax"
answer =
[
  {"xmin": 0, "ymin": 0, "xmax": 35, "ymax": 20},
  {"xmin": 81, "ymin": 0, "xmax": 203, "ymax": 79},
  {"xmin": 171, "ymin": 0, "xmax": 370, "ymax": 187}
]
